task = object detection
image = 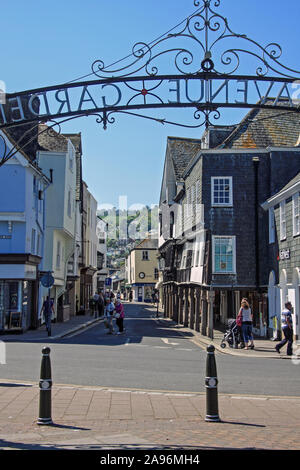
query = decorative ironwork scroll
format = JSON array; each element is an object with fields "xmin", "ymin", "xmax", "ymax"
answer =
[
  {"xmin": 92, "ymin": 0, "xmax": 300, "ymax": 80},
  {"xmin": 0, "ymin": 0, "xmax": 300, "ymax": 153}
]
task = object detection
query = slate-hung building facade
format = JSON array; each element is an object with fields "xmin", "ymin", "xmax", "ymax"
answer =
[
  {"xmin": 159, "ymin": 103, "xmax": 300, "ymax": 339},
  {"xmin": 262, "ymin": 172, "xmax": 300, "ymax": 341},
  {"xmin": 0, "ymin": 109, "xmax": 103, "ymax": 333},
  {"xmin": 0, "ymin": 129, "xmax": 50, "ymax": 332}
]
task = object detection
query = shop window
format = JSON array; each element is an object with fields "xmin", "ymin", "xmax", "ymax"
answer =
[{"xmin": 0, "ymin": 281, "xmax": 22, "ymax": 331}]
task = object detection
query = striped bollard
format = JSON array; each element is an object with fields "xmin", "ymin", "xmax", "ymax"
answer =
[
  {"xmin": 37, "ymin": 347, "xmax": 53, "ymax": 425},
  {"xmin": 205, "ymin": 344, "xmax": 221, "ymax": 422}
]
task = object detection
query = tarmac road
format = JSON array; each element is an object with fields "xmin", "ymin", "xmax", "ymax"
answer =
[{"xmin": 1, "ymin": 303, "xmax": 299, "ymax": 397}]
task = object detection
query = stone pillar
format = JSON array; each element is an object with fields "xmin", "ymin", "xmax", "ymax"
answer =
[
  {"xmin": 183, "ymin": 286, "xmax": 189, "ymax": 327},
  {"xmin": 172, "ymin": 284, "xmax": 178, "ymax": 323},
  {"xmin": 201, "ymin": 290, "xmax": 208, "ymax": 336},
  {"xmin": 168, "ymin": 285, "xmax": 172, "ymax": 319},
  {"xmin": 163, "ymin": 286, "xmax": 168, "ymax": 318},
  {"xmin": 189, "ymin": 286, "xmax": 195, "ymax": 330},
  {"xmin": 195, "ymin": 288, "xmax": 201, "ymax": 332},
  {"xmin": 207, "ymin": 290, "xmax": 215, "ymax": 339},
  {"xmin": 178, "ymin": 286, "xmax": 183, "ymax": 324}
]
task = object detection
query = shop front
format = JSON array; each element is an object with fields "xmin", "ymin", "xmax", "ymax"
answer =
[
  {"xmin": 132, "ymin": 283, "xmax": 156, "ymax": 302},
  {"xmin": 0, "ymin": 255, "xmax": 40, "ymax": 333}
]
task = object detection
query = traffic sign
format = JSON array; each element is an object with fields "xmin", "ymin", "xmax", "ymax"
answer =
[
  {"xmin": 40, "ymin": 272, "xmax": 54, "ymax": 288},
  {"xmin": 105, "ymin": 277, "xmax": 112, "ymax": 286}
]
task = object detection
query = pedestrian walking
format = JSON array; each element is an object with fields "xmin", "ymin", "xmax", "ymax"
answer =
[
  {"xmin": 104, "ymin": 298, "xmax": 115, "ymax": 334},
  {"xmin": 98, "ymin": 292, "xmax": 105, "ymax": 318},
  {"xmin": 239, "ymin": 299, "xmax": 255, "ymax": 350},
  {"xmin": 115, "ymin": 299, "xmax": 125, "ymax": 334},
  {"xmin": 93, "ymin": 292, "xmax": 99, "ymax": 318},
  {"xmin": 41, "ymin": 296, "xmax": 54, "ymax": 336},
  {"xmin": 235, "ymin": 308, "xmax": 245, "ymax": 349},
  {"xmin": 275, "ymin": 301, "xmax": 294, "ymax": 356},
  {"xmin": 129, "ymin": 290, "xmax": 133, "ymax": 302}
]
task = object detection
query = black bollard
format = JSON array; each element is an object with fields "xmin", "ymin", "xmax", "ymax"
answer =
[
  {"xmin": 205, "ymin": 344, "xmax": 221, "ymax": 422},
  {"xmin": 37, "ymin": 347, "xmax": 53, "ymax": 425}
]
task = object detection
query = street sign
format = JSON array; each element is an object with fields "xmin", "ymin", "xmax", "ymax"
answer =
[
  {"xmin": 105, "ymin": 277, "xmax": 112, "ymax": 287},
  {"xmin": 40, "ymin": 272, "xmax": 54, "ymax": 288}
]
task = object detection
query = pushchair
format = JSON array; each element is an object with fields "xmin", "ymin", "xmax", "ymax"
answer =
[{"xmin": 220, "ymin": 319, "xmax": 244, "ymax": 349}]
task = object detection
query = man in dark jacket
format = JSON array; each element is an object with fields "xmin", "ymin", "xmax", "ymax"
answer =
[
  {"xmin": 98, "ymin": 292, "xmax": 105, "ymax": 317},
  {"xmin": 275, "ymin": 301, "xmax": 293, "ymax": 356}
]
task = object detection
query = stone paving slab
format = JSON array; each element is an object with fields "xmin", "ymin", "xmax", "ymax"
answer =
[{"xmin": 0, "ymin": 380, "xmax": 299, "ymax": 450}]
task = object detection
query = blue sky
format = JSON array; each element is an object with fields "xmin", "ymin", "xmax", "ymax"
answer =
[{"xmin": 2, "ymin": 0, "xmax": 300, "ymax": 208}]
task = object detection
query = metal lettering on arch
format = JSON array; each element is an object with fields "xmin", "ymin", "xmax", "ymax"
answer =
[
  {"xmin": 1, "ymin": 0, "xmax": 300, "ymax": 162},
  {"xmin": 1, "ymin": 74, "xmax": 300, "ymax": 130}
]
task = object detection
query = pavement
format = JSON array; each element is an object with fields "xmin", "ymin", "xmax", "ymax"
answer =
[{"xmin": 0, "ymin": 303, "xmax": 299, "ymax": 451}]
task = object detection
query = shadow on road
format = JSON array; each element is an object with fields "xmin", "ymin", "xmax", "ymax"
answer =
[
  {"xmin": 1, "ymin": 304, "xmax": 196, "ymax": 348},
  {"xmin": 0, "ymin": 382, "xmax": 33, "ymax": 388}
]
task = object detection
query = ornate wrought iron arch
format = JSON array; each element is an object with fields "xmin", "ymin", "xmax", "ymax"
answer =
[{"xmin": 1, "ymin": 0, "xmax": 300, "ymax": 166}]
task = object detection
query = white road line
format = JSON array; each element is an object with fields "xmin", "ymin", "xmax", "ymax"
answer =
[{"xmin": 161, "ymin": 338, "xmax": 179, "ymax": 346}]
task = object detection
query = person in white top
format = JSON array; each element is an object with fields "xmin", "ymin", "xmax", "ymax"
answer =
[
  {"xmin": 105, "ymin": 299, "xmax": 115, "ymax": 334},
  {"xmin": 239, "ymin": 298, "xmax": 255, "ymax": 350},
  {"xmin": 275, "ymin": 301, "xmax": 293, "ymax": 356}
]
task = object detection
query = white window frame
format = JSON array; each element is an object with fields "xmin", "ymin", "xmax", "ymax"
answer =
[
  {"xmin": 186, "ymin": 187, "xmax": 191, "ymax": 217},
  {"xmin": 211, "ymin": 176, "xmax": 233, "ymax": 207},
  {"xmin": 269, "ymin": 207, "xmax": 275, "ymax": 244},
  {"xmin": 212, "ymin": 235, "xmax": 236, "ymax": 274},
  {"xmin": 280, "ymin": 201, "xmax": 286, "ymax": 241},
  {"xmin": 67, "ymin": 189, "xmax": 72, "ymax": 218},
  {"xmin": 293, "ymin": 192, "xmax": 300, "ymax": 236},
  {"xmin": 56, "ymin": 241, "xmax": 61, "ymax": 269},
  {"xmin": 37, "ymin": 234, "xmax": 40, "ymax": 257},
  {"xmin": 31, "ymin": 229, "xmax": 36, "ymax": 254}
]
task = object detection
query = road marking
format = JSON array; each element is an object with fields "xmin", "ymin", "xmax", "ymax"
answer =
[{"xmin": 161, "ymin": 338, "xmax": 179, "ymax": 346}]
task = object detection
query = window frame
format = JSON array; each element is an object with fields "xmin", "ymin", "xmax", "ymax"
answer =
[
  {"xmin": 56, "ymin": 240, "xmax": 61, "ymax": 269},
  {"xmin": 211, "ymin": 176, "xmax": 233, "ymax": 207},
  {"xmin": 212, "ymin": 235, "xmax": 236, "ymax": 274},
  {"xmin": 31, "ymin": 228, "xmax": 36, "ymax": 254},
  {"xmin": 280, "ymin": 201, "xmax": 286, "ymax": 241},
  {"xmin": 293, "ymin": 192, "xmax": 300, "ymax": 237},
  {"xmin": 269, "ymin": 207, "xmax": 275, "ymax": 244}
]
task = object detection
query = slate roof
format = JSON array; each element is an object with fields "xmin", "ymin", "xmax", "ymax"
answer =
[
  {"xmin": 38, "ymin": 124, "xmax": 69, "ymax": 153},
  {"xmin": 3, "ymin": 95, "xmax": 40, "ymax": 162},
  {"xmin": 218, "ymin": 100, "xmax": 300, "ymax": 149},
  {"xmin": 275, "ymin": 171, "xmax": 300, "ymax": 194},
  {"xmin": 167, "ymin": 136, "xmax": 202, "ymax": 181}
]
